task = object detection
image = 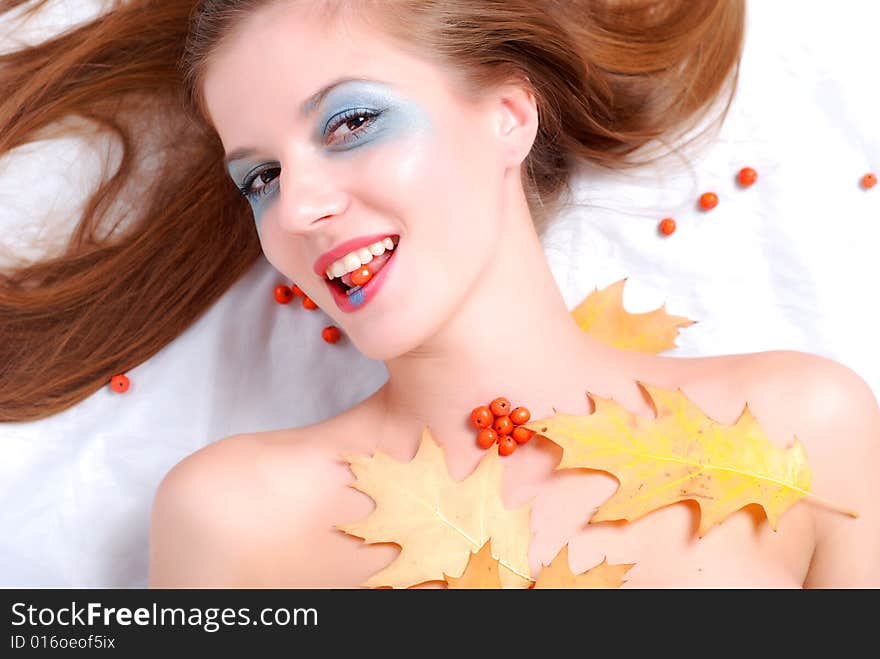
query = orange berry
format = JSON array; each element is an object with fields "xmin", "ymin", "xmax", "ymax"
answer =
[
  {"xmin": 291, "ymin": 284, "xmax": 304, "ymax": 296},
  {"xmin": 110, "ymin": 374, "xmax": 130, "ymax": 393},
  {"xmin": 509, "ymin": 407, "xmax": 530, "ymax": 425},
  {"xmin": 477, "ymin": 428, "xmax": 498, "ymax": 449},
  {"xmin": 489, "ymin": 397, "xmax": 510, "ymax": 416},
  {"xmin": 658, "ymin": 217, "xmax": 676, "ymax": 236},
  {"xmin": 322, "ymin": 326, "xmax": 342, "ymax": 344},
  {"xmin": 498, "ymin": 435, "xmax": 517, "ymax": 456},
  {"xmin": 351, "ymin": 266, "xmax": 373, "ymax": 286},
  {"xmin": 737, "ymin": 167, "xmax": 758, "ymax": 187},
  {"xmin": 302, "ymin": 296, "xmax": 318, "ymax": 310},
  {"xmin": 493, "ymin": 415, "xmax": 514, "ymax": 436},
  {"xmin": 512, "ymin": 426, "xmax": 535, "ymax": 444},
  {"xmin": 861, "ymin": 173, "xmax": 877, "ymax": 189},
  {"xmin": 470, "ymin": 406, "xmax": 494, "ymax": 429},
  {"xmin": 274, "ymin": 285, "xmax": 293, "ymax": 304},
  {"xmin": 699, "ymin": 192, "xmax": 718, "ymax": 210}
]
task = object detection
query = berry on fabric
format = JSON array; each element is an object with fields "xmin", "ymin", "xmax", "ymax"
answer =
[
  {"xmin": 861, "ymin": 173, "xmax": 877, "ymax": 189},
  {"xmin": 322, "ymin": 326, "xmax": 342, "ymax": 344},
  {"xmin": 699, "ymin": 192, "xmax": 719, "ymax": 210},
  {"xmin": 291, "ymin": 284, "xmax": 304, "ymax": 296},
  {"xmin": 658, "ymin": 218, "xmax": 676, "ymax": 236},
  {"xmin": 302, "ymin": 296, "xmax": 318, "ymax": 310},
  {"xmin": 737, "ymin": 167, "xmax": 758, "ymax": 187},
  {"xmin": 110, "ymin": 374, "xmax": 130, "ymax": 393},
  {"xmin": 274, "ymin": 285, "xmax": 293, "ymax": 304}
]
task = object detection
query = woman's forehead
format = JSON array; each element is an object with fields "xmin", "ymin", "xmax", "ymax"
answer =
[
  {"xmin": 204, "ymin": 4, "xmax": 410, "ymax": 112},
  {"xmin": 201, "ymin": 4, "xmax": 463, "ymax": 149}
]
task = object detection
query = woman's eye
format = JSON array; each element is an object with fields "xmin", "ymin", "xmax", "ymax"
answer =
[
  {"xmin": 242, "ymin": 167, "xmax": 280, "ymax": 199},
  {"xmin": 325, "ymin": 109, "xmax": 381, "ymax": 146},
  {"xmin": 239, "ymin": 110, "xmax": 381, "ymax": 200}
]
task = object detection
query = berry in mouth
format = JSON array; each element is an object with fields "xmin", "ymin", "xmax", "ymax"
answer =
[{"xmin": 326, "ymin": 235, "xmax": 399, "ymax": 296}]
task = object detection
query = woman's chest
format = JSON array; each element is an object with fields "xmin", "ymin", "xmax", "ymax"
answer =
[
  {"xmin": 287, "ymin": 445, "xmax": 815, "ymax": 588},
  {"xmin": 516, "ymin": 466, "xmax": 814, "ymax": 587},
  {"xmin": 276, "ymin": 354, "xmax": 818, "ymax": 587}
]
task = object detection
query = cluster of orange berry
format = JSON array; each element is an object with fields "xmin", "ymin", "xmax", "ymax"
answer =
[
  {"xmin": 658, "ymin": 167, "xmax": 877, "ymax": 236},
  {"xmin": 470, "ymin": 397, "xmax": 535, "ymax": 456},
  {"xmin": 273, "ymin": 283, "xmax": 342, "ymax": 344},
  {"xmin": 657, "ymin": 166, "xmax": 757, "ymax": 237},
  {"xmin": 274, "ymin": 283, "xmax": 317, "ymax": 309}
]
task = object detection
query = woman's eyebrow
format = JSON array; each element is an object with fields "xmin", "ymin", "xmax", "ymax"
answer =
[{"xmin": 223, "ymin": 76, "xmax": 388, "ymax": 166}]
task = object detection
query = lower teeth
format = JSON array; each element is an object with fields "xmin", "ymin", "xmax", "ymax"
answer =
[{"xmin": 345, "ymin": 285, "xmax": 362, "ymax": 296}]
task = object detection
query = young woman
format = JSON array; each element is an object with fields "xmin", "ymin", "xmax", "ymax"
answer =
[{"xmin": 2, "ymin": 0, "xmax": 877, "ymax": 587}]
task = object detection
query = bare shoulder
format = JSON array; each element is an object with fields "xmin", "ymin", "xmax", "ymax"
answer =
[
  {"xmin": 739, "ymin": 350, "xmax": 880, "ymax": 586},
  {"xmin": 147, "ymin": 390, "xmax": 385, "ymax": 587},
  {"xmin": 147, "ymin": 424, "xmax": 330, "ymax": 588},
  {"xmin": 743, "ymin": 350, "xmax": 879, "ymax": 433}
]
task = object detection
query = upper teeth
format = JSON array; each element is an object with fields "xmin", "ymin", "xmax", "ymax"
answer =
[{"xmin": 325, "ymin": 237, "xmax": 396, "ymax": 280}]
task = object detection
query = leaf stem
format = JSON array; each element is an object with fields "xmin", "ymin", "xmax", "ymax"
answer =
[{"xmin": 802, "ymin": 492, "xmax": 859, "ymax": 518}]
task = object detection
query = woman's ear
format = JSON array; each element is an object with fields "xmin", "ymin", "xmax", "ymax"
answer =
[{"xmin": 495, "ymin": 79, "xmax": 539, "ymax": 167}]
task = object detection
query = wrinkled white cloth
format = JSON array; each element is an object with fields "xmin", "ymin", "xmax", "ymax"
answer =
[{"xmin": 0, "ymin": 1, "xmax": 877, "ymax": 587}]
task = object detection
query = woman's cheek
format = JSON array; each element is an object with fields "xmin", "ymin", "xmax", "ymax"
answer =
[
  {"xmin": 251, "ymin": 201, "xmax": 301, "ymax": 284},
  {"xmin": 249, "ymin": 193, "xmax": 276, "ymax": 233}
]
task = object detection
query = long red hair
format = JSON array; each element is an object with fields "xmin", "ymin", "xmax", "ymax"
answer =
[{"xmin": 0, "ymin": 0, "xmax": 745, "ymax": 422}]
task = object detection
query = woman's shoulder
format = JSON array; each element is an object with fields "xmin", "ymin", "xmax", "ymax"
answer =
[
  {"xmin": 735, "ymin": 349, "xmax": 877, "ymax": 430},
  {"xmin": 147, "ymin": 402, "xmax": 375, "ymax": 587},
  {"xmin": 679, "ymin": 348, "xmax": 878, "ymax": 482},
  {"xmin": 732, "ymin": 349, "xmax": 879, "ymax": 494},
  {"xmin": 709, "ymin": 349, "xmax": 879, "ymax": 585},
  {"xmin": 661, "ymin": 348, "xmax": 877, "ymax": 439},
  {"xmin": 152, "ymin": 391, "xmax": 381, "ymax": 508}
]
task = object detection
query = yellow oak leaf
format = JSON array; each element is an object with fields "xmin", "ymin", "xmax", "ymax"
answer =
[
  {"xmin": 523, "ymin": 381, "xmax": 857, "ymax": 537},
  {"xmin": 336, "ymin": 427, "xmax": 533, "ymax": 589},
  {"xmin": 571, "ymin": 278, "xmax": 695, "ymax": 353},
  {"xmin": 445, "ymin": 540, "xmax": 503, "ymax": 589},
  {"xmin": 533, "ymin": 545, "xmax": 634, "ymax": 589},
  {"xmin": 446, "ymin": 540, "xmax": 633, "ymax": 589}
]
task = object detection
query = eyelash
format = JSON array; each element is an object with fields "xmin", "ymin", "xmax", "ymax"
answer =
[{"xmin": 237, "ymin": 108, "xmax": 383, "ymax": 200}]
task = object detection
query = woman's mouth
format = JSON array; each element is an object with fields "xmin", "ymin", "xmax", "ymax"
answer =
[{"xmin": 323, "ymin": 235, "xmax": 400, "ymax": 312}]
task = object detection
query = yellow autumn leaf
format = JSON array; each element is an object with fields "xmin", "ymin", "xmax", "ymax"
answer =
[
  {"xmin": 533, "ymin": 545, "xmax": 634, "ymax": 589},
  {"xmin": 335, "ymin": 427, "xmax": 533, "ymax": 589},
  {"xmin": 446, "ymin": 540, "xmax": 633, "ymax": 589},
  {"xmin": 523, "ymin": 381, "xmax": 857, "ymax": 537},
  {"xmin": 572, "ymin": 278, "xmax": 695, "ymax": 353},
  {"xmin": 445, "ymin": 540, "xmax": 503, "ymax": 589}
]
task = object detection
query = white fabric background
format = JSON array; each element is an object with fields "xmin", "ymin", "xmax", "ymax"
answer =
[{"xmin": 0, "ymin": 1, "xmax": 877, "ymax": 587}]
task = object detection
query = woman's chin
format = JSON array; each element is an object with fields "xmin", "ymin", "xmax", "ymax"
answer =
[
  {"xmin": 347, "ymin": 331, "xmax": 425, "ymax": 362},
  {"xmin": 352, "ymin": 340, "xmax": 410, "ymax": 362}
]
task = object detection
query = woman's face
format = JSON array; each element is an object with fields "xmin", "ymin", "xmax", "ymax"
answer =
[{"xmin": 203, "ymin": 2, "xmax": 513, "ymax": 360}]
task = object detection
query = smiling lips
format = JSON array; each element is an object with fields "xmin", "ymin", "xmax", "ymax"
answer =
[
  {"xmin": 317, "ymin": 234, "xmax": 399, "ymax": 291},
  {"xmin": 323, "ymin": 238, "xmax": 400, "ymax": 312},
  {"xmin": 313, "ymin": 233, "xmax": 399, "ymax": 279}
]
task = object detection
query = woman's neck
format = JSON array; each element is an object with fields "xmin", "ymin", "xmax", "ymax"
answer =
[{"xmin": 378, "ymin": 180, "xmax": 640, "ymax": 464}]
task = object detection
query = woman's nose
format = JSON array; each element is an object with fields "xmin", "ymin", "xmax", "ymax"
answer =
[{"xmin": 274, "ymin": 158, "xmax": 350, "ymax": 233}]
